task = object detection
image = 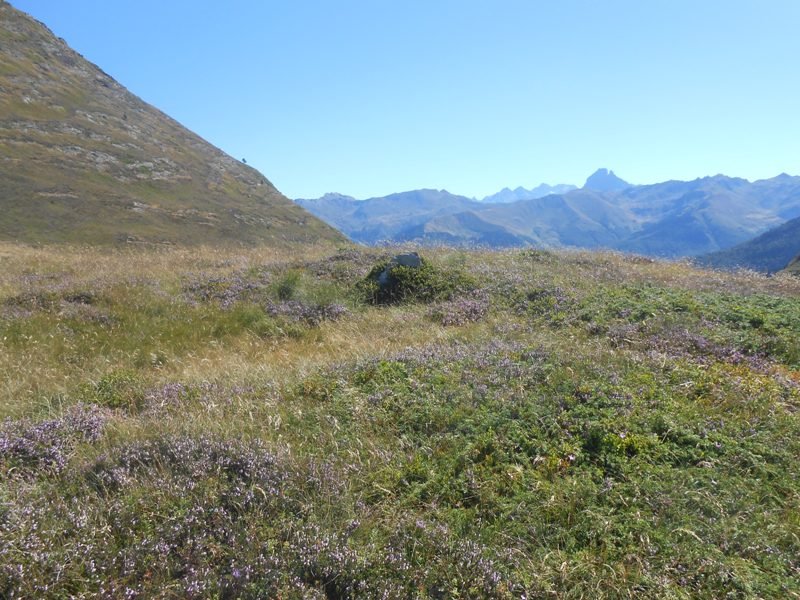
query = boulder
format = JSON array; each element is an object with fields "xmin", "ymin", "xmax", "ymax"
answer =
[{"xmin": 377, "ymin": 252, "xmax": 421, "ymax": 287}]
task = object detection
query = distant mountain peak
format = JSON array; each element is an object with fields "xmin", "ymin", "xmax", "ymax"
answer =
[
  {"xmin": 319, "ymin": 192, "xmax": 356, "ymax": 202},
  {"xmin": 482, "ymin": 182, "xmax": 577, "ymax": 203},
  {"xmin": 583, "ymin": 169, "xmax": 631, "ymax": 192}
]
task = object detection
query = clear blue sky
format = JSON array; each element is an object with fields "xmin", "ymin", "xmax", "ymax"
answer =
[{"xmin": 11, "ymin": 0, "xmax": 800, "ymax": 199}]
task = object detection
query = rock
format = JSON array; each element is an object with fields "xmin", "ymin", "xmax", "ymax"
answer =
[
  {"xmin": 394, "ymin": 252, "xmax": 422, "ymax": 268},
  {"xmin": 377, "ymin": 252, "xmax": 422, "ymax": 287}
]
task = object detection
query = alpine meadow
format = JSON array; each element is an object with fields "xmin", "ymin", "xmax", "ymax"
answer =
[{"xmin": 2, "ymin": 1, "xmax": 800, "ymax": 599}]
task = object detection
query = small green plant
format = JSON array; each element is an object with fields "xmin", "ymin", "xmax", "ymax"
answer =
[
  {"xmin": 85, "ymin": 370, "xmax": 144, "ymax": 410},
  {"xmin": 274, "ymin": 270, "xmax": 302, "ymax": 301}
]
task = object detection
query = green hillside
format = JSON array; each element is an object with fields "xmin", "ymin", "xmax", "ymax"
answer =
[
  {"xmin": 1, "ymin": 243, "xmax": 798, "ymax": 597},
  {"xmin": 0, "ymin": 1, "xmax": 344, "ymax": 246},
  {"xmin": 697, "ymin": 215, "xmax": 800, "ymax": 273}
]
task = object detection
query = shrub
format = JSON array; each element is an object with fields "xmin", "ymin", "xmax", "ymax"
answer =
[
  {"xmin": 0, "ymin": 404, "xmax": 106, "ymax": 477},
  {"xmin": 266, "ymin": 300, "xmax": 348, "ymax": 326},
  {"xmin": 358, "ymin": 257, "xmax": 476, "ymax": 305},
  {"xmin": 273, "ymin": 269, "xmax": 302, "ymax": 301},
  {"xmin": 86, "ymin": 370, "xmax": 145, "ymax": 410}
]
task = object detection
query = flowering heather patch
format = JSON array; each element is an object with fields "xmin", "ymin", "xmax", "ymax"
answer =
[
  {"xmin": 266, "ymin": 300, "xmax": 348, "ymax": 326},
  {"xmin": 304, "ymin": 248, "xmax": 386, "ymax": 281},
  {"xmin": 578, "ymin": 282, "xmax": 800, "ymax": 368},
  {"xmin": 1, "ymin": 287, "xmax": 101, "ymax": 319},
  {"xmin": 142, "ymin": 380, "xmax": 258, "ymax": 413},
  {"xmin": 86, "ymin": 435, "xmax": 288, "ymax": 493},
  {"xmin": 1, "ymin": 435, "xmax": 293, "ymax": 597},
  {"xmin": 340, "ymin": 339, "xmax": 548, "ymax": 390},
  {"xmin": 643, "ymin": 323, "xmax": 771, "ymax": 369},
  {"xmin": 1, "ymin": 432, "xmax": 524, "ymax": 598},
  {"xmin": 0, "ymin": 403, "xmax": 107, "ymax": 477},
  {"xmin": 182, "ymin": 270, "xmax": 271, "ymax": 308},
  {"xmin": 428, "ymin": 290, "xmax": 490, "ymax": 326},
  {"xmin": 514, "ymin": 285, "xmax": 574, "ymax": 323},
  {"xmin": 54, "ymin": 301, "xmax": 115, "ymax": 325}
]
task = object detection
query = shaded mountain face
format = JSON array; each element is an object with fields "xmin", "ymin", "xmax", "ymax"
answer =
[
  {"xmin": 0, "ymin": 1, "xmax": 343, "ymax": 246},
  {"xmin": 299, "ymin": 187, "xmax": 635, "ymax": 249},
  {"xmin": 785, "ymin": 253, "xmax": 800, "ymax": 275},
  {"xmin": 463, "ymin": 189, "xmax": 637, "ymax": 248},
  {"xmin": 697, "ymin": 215, "xmax": 800, "ymax": 273},
  {"xmin": 296, "ymin": 189, "xmax": 481, "ymax": 244},
  {"xmin": 582, "ymin": 168, "xmax": 631, "ymax": 192},
  {"xmin": 297, "ymin": 173, "xmax": 800, "ymax": 256}
]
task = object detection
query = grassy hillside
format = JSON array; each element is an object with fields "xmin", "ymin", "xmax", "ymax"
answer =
[
  {"xmin": 1, "ymin": 242, "xmax": 799, "ymax": 598},
  {"xmin": 0, "ymin": 2, "xmax": 343, "ymax": 246},
  {"xmin": 698, "ymin": 216, "xmax": 800, "ymax": 273}
]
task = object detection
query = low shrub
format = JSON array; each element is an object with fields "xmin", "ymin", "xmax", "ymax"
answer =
[
  {"xmin": 428, "ymin": 291, "xmax": 490, "ymax": 326},
  {"xmin": 84, "ymin": 370, "xmax": 145, "ymax": 411},
  {"xmin": 358, "ymin": 256, "xmax": 476, "ymax": 305},
  {"xmin": 0, "ymin": 404, "xmax": 106, "ymax": 477}
]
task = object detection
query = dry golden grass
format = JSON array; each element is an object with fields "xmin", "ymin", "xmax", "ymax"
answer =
[
  {"xmin": 1, "ymin": 242, "xmax": 798, "ymax": 420},
  {"xmin": 0, "ymin": 242, "xmax": 471, "ymax": 416}
]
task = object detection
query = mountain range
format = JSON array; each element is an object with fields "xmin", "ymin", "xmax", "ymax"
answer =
[
  {"xmin": 0, "ymin": 1, "xmax": 342, "ymax": 246},
  {"xmin": 480, "ymin": 183, "xmax": 577, "ymax": 203},
  {"xmin": 297, "ymin": 170, "xmax": 800, "ymax": 259}
]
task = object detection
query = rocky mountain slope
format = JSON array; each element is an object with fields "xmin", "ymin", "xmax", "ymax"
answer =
[{"xmin": 0, "ymin": 1, "xmax": 343, "ymax": 246}]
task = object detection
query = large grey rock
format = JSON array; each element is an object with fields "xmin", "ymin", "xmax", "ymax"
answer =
[
  {"xmin": 377, "ymin": 252, "xmax": 422, "ymax": 287},
  {"xmin": 393, "ymin": 253, "xmax": 422, "ymax": 268}
]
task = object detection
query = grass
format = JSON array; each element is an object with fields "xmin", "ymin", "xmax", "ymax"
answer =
[{"xmin": 1, "ymin": 242, "xmax": 799, "ymax": 598}]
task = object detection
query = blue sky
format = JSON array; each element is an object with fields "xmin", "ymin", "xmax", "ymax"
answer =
[{"xmin": 11, "ymin": 1, "xmax": 800, "ymax": 199}]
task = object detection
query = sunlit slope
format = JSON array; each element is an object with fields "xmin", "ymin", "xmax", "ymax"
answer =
[{"xmin": 0, "ymin": 1, "xmax": 344, "ymax": 246}]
